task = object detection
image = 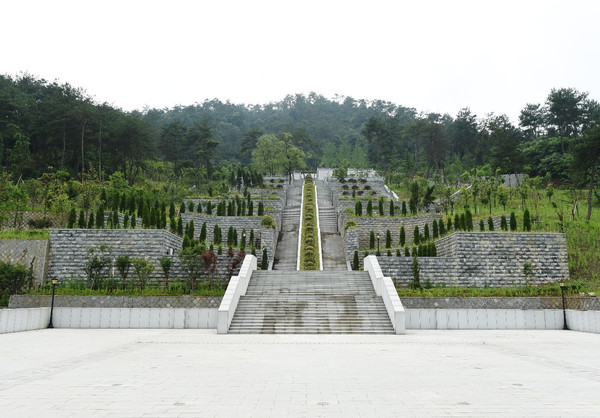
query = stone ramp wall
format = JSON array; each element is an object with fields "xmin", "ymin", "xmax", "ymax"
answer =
[
  {"xmin": 0, "ymin": 239, "xmax": 49, "ymax": 286},
  {"xmin": 376, "ymin": 232, "xmax": 569, "ymax": 288}
]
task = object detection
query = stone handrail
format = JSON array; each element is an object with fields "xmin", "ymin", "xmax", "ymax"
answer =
[
  {"xmin": 217, "ymin": 254, "xmax": 257, "ymax": 333},
  {"xmin": 364, "ymin": 255, "xmax": 406, "ymax": 334}
]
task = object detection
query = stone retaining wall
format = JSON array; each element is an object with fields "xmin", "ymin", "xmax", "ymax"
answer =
[
  {"xmin": 376, "ymin": 232, "xmax": 569, "ymax": 287},
  {"xmin": 47, "ymin": 229, "xmax": 250, "ymax": 285},
  {"xmin": 9, "ymin": 295, "xmax": 222, "ymax": 309},
  {"xmin": 0, "ymin": 239, "xmax": 49, "ymax": 286}
]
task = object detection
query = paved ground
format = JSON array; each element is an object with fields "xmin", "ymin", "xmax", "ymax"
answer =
[{"xmin": 1, "ymin": 329, "xmax": 599, "ymax": 417}]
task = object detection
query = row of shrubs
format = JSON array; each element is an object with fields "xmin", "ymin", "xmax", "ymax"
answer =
[
  {"xmin": 181, "ymin": 197, "xmax": 266, "ymax": 217},
  {"xmin": 300, "ymin": 175, "xmax": 319, "ymax": 270},
  {"xmin": 351, "ymin": 242, "xmax": 438, "ymax": 270}
]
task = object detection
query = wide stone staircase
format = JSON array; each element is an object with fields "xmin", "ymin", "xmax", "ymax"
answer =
[
  {"xmin": 273, "ymin": 183, "xmax": 302, "ymax": 270},
  {"xmin": 228, "ymin": 270, "xmax": 394, "ymax": 334}
]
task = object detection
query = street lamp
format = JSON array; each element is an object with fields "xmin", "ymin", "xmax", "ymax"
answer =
[
  {"xmin": 241, "ymin": 232, "xmax": 246, "ymax": 251},
  {"xmin": 376, "ymin": 233, "xmax": 380, "ymax": 253},
  {"xmin": 48, "ymin": 278, "xmax": 58, "ymax": 329},
  {"xmin": 559, "ymin": 282, "xmax": 568, "ymax": 330}
]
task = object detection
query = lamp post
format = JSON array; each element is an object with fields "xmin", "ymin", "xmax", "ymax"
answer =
[
  {"xmin": 242, "ymin": 232, "xmax": 246, "ymax": 251},
  {"xmin": 48, "ymin": 278, "xmax": 58, "ymax": 329},
  {"xmin": 559, "ymin": 282, "xmax": 568, "ymax": 330},
  {"xmin": 376, "ymin": 233, "xmax": 380, "ymax": 253}
]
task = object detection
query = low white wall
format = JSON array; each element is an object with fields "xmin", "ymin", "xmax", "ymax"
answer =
[
  {"xmin": 566, "ymin": 309, "xmax": 600, "ymax": 334},
  {"xmin": 364, "ymin": 255, "xmax": 406, "ymax": 334},
  {"xmin": 0, "ymin": 308, "xmax": 50, "ymax": 333},
  {"xmin": 406, "ymin": 309, "xmax": 565, "ymax": 330},
  {"xmin": 217, "ymin": 255, "xmax": 257, "ymax": 334},
  {"xmin": 52, "ymin": 307, "xmax": 217, "ymax": 329}
]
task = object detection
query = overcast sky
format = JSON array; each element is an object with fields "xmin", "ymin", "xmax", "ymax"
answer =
[{"xmin": 3, "ymin": 0, "xmax": 599, "ymax": 123}]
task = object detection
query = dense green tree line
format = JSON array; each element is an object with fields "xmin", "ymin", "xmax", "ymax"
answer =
[{"xmin": 1, "ymin": 74, "xmax": 598, "ymax": 200}]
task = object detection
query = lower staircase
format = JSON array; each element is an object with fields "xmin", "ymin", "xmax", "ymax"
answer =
[{"xmin": 228, "ymin": 270, "xmax": 394, "ymax": 334}]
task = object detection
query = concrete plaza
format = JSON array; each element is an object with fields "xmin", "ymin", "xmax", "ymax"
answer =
[{"xmin": 0, "ymin": 329, "xmax": 599, "ymax": 417}]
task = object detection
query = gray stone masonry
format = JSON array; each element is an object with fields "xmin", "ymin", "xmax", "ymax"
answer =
[
  {"xmin": 0, "ymin": 239, "xmax": 49, "ymax": 286},
  {"xmin": 400, "ymin": 296, "xmax": 599, "ymax": 310},
  {"xmin": 376, "ymin": 232, "xmax": 569, "ymax": 288},
  {"xmin": 47, "ymin": 229, "xmax": 249, "ymax": 285},
  {"xmin": 9, "ymin": 295, "xmax": 222, "ymax": 309}
]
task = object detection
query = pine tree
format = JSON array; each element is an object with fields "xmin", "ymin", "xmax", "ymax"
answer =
[
  {"xmin": 249, "ymin": 229, "xmax": 254, "ymax": 247},
  {"xmin": 378, "ymin": 198, "xmax": 384, "ymax": 216},
  {"xmin": 465, "ymin": 209, "xmax": 473, "ymax": 231},
  {"xmin": 113, "ymin": 212, "xmax": 120, "ymax": 228},
  {"xmin": 459, "ymin": 214, "xmax": 466, "ymax": 231},
  {"xmin": 199, "ymin": 222, "xmax": 208, "ymax": 242},
  {"xmin": 131, "ymin": 214, "xmax": 136, "ymax": 229},
  {"xmin": 432, "ymin": 219, "xmax": 439, "ymax": 239},
  {"xmin": 404, "ymin": 245, "xmax": 410, "ymax": 257},
  {"xmin": 96, "ymin": 204, "xmax": 105, "ymax": 229},
  {"xmin": 261, "ymin": 248, "xmax": 268, "ymax": 270},
  {"xmin": 413, "ymin": 226, "xmax": 420, "ymax": 245},
  {"xmin": 67, "ymin": 208, "xmax": 76, "ymax": 228},
  {"xmin": 120, "ymin": 193, "xmax": 127, "ymax": 212},
  {"xmin": 446, "ymin": 217, "xmax": 452, "ymax": 232},
  {"xmin": 401, "ymin": 201, "xmax": 407, "ymax": 216},
  {"xmin": 410, "ymin": 255, "xmax": 421, "ymax": 289},
  {"xmin": 177, "ymin": 217, "xmax": 183, "ymax": 236},
  {"xmin": 128, "ymin": 194, "xmax": 136, "ymax": 214},
  {"xmin": 523, "ymin": 209, "xmax": 532, "ymax": 231},
  {"xmin": 353, "ymin": 250, "xmax": 359, "ymax": 270},
  {"xmin": 439, "ymin": 219, "xmax": 446, "ymax": 236},
  {"xmin": 187, "ymin": 220, "xmax": 195, "ymax": 239},
  {"xmin": 366, "ymin": 200, "xmax": 373, "ymax": 216},
  {"xmin": 510, "ymin": 212, "xmax": 517, "ymax": 231},
  {"xmin": 257, "ymin": 201, "xmax": 264, "ymax": 216},
  {"xmin": 479, "ymin": 219, "xmax": 485, "ymax": 231},
  {"xmin": 188, "ymin": 200, "xmax": 194, "ymax": 212},
  {"xmin": 124, "ymin": 213, "xmax": 130, "ymax": 229},
  {"xmin": 78, "ymin": 210, "xmax": 86, "ymax": 228},
  {"xmin": 248, "ymin": 201, "xmax": 254, "ymax": 216},
  {"xmin": 488, "ymin": 217, "xmax": 494, "ymax": 231},
  {"xmin": 196, "ymin": 201, "xmax": 202, "ymax": 213},
  {"xmin": 206, "ymin": 201, "xmax": 213, "ymax": 215},
  {"xmin": 87, "ymin": 212, "xmax": 95, "ymax": 229},
  {"xmin": 454, "ymin": 214, "xmax": 460, "ymax": 230},
  {"xmin": 214, "ymin": 224, "xmax": 221, "ymax": 244},
  {"xmin": 500, "ymin": 215, "xmax": 508, "ymax": 231},
  {"xmin": 179, "ymin": 202, "xmax": 186, "ymax": 214},
  {"xmin": 227, "ymin": 226, "xmax": 234, "ymax": 245},
  {"xmin": 389, "ymin": 200, "xmax": 395, "ymax": 216},
  {"xmin": 169, "ymin": 201, "xmax": 176, "ymax": 218},
  {"xmin": 385, "ymin": 230, "xmax": 392, "ymax": 248},
  {"xmin": 424, "ymin": 223, "xmax": 430, "ymax": 241},
  {"xmin": 369, "ymin": 231, "xmax": 375, "ymax": 249},
  {"xmin": 399, "ymin": 226, "xmax": 406, "ymax": 247}
]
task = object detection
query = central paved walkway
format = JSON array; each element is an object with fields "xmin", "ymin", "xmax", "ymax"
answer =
[
  {"xmin": 316, "ymin": 179, "xmax": 347, "ymax": 270},
  {"xmin": 1, "ymin": 329, "xmax": 599, "ymax": 416},
  {"xmin": 273, "ymin": 182, "xmax": 302, "ymax": 270}
]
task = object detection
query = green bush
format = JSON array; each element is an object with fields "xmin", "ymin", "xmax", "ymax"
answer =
[
  {"xmin": 261, "ymin": 215, "xmax": 276, "ymax": 229},
  {"xmin": 345, "ymin": 220, "xmax": 357, "ymax": 230},
  {"xmin": 0, "ymin": 261, "xmax": 32, "ymax": 306}
]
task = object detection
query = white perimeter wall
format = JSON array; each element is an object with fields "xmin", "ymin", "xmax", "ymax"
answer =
[{"xmin": 0, "ymin": 308, "xmax": 50, "ymax": 334}]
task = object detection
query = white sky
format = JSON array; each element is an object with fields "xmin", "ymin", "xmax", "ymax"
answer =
[{"xmin": 3, "ymin": 0, "xmax": 599, "ymax": 123}]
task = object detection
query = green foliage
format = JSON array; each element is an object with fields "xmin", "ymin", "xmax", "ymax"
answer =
[
  {"xmin": 510, "ymin": 212, "xmax": 517, "ymax": 231},
  {"xmin": 500, "ymin": 215, "xmax": 508, "ymax": 231},
  {"xmin": 424, "ymin": 223, "xmax": 430, "ymax": 241},
  {"xmin": 413, "ymin": 226, "xmax": 420, "ymax": 245},
  {"xmin": 353, "ymin": 250, "xmax": 359, "ymax": 270},
  {"xmin": 369, "ymin": 230, "xmax": 375, "ymax": 249},
  {"xmin": 378, "ymin": 198, "xmax": 384, "ymax": 216},
  {"xmin": 131, "ymin": 258, "xmax": 154, "ymax": 291},
  {"xmin": 258, "ymin": 201, "xmax": 264, "ymax": 216},
  {"xmin": 389, "ymin": 200, "xmax": 395, "ymax": 216},
  {"xmin": 401, "ymin": 201, "xmax": 407, "ymax": 216},
  {"xmin": 344, "ymin": 220, "xmax": 356, "ymax": 230},
  {"xmin": 410, "ymin": 255, "xmax": 422, "ymax": 290},
  {"xmin": 366, "ymin": 199, "xmax": 373, "ymax": 216},
  {"xmin": 488, "ymin": 217, "xmax": 494, "ymax": 231},
  {"xmin": 399, "ymin": 226, "xmax": 406, "ymax": 247},
  {"xmin": 84, "ymin": 245, "xmax": 112, "ymax": 290},
  {"xmin": 432, "ymin": 220, "xmax": 439, "ymax": 239},
  {"xmin": 261, "ymin": 248, "xmax": 268, "ymax": 270},
  {"xmin": 385, "ymin": 229, "xmax": 391, "ymax": 248},
  {"xmin": 479, "ymin": 219, "xmax": 485, "ymax": 231},
  {"xmin": 159, "ymin": 257, "xmax": 173, "ymax": 287},
  {"xmin": 0, "ymin": 261, "xmax": 32, "ymax": 306},
  {"xmin": 355, "ymin": 200, "xmax": 362, "ymax": 216},
  {"xmin": 115, "ymin": 255, "xmax": 132, "ymax": 288},
  {"xmin": 523, "ymin": 208, "xmax": 532, "ymax": 231},
  {"xmin": 261, "ymin": 215, "xmax": 276, "ymax": 229}
]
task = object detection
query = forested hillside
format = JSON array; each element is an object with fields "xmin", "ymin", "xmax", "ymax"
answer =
[{"xmin": 1, "ymin": 73, "xmax": 599, "ymax": 197}]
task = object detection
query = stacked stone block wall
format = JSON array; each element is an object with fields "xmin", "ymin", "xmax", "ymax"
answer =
[
  {"xmin": 376, "ymin": 232, "xmax": 569, "ymax": 288},
  {"xmin": 0, "ymin": 239, "xmax": 49, "ymax": 285}
]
